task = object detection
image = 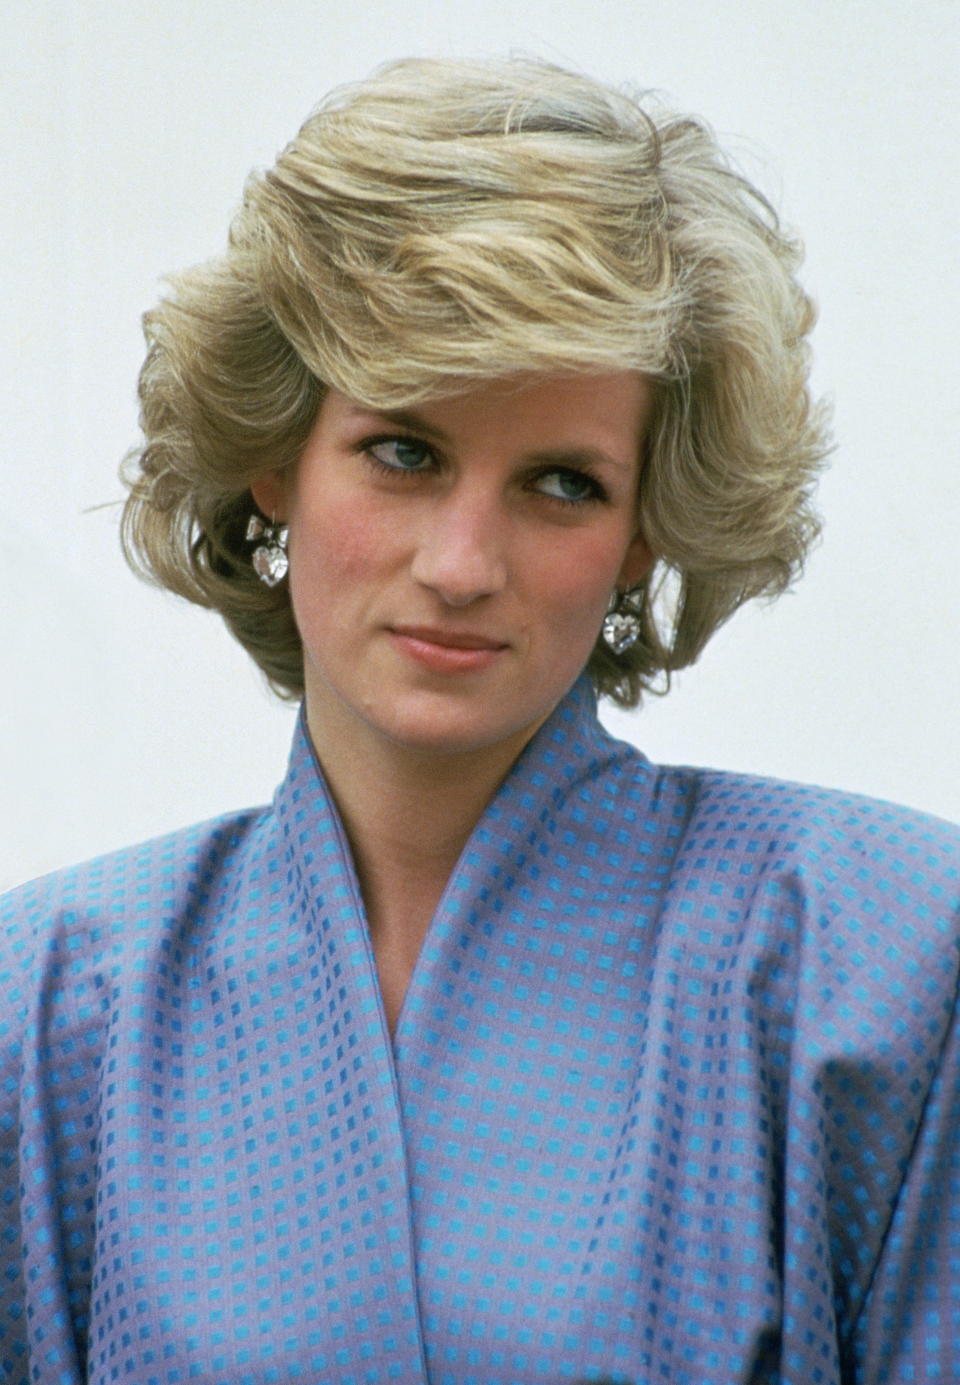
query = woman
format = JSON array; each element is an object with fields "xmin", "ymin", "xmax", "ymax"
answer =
[{"xmin": 2, "ymin": 56, "xmax": 958, "ymax": 1385}]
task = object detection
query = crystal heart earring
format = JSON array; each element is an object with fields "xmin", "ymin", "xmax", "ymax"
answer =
[
  {"xmin": 602, "ymin": 586, "xmax": 644, "ymax": 654},
  {"xmin": 246, "ymin": 513, "xmax": 289, "ymax": 587}
]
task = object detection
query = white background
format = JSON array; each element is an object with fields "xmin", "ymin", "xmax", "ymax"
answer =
[{"xmin": 2, "ymin": 0, "xmax": 958, "ymax": 893}]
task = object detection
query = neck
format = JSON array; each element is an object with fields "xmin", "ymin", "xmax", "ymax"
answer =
[
  {"xmin": 317, "ymin": 719, "xmax": 520, "ymax": 902},
  {"xmin": 304, "ymin": 692, "xmax": 540, "ymax": 1030}
]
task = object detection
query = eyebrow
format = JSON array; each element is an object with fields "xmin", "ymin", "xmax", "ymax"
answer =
[
  {"xmin": 344, "ymin": 405, "xmax": 633, "ymax": 472},
  {"xmin": 525, "ymin": 446, "xmax": 632, "ymax": 473},
  {"xmin": 346, "ymin": 406, "xmax": 453, "ymax": 446}
]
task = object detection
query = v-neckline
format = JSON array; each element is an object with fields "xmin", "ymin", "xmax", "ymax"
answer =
[{"xmin": 281, "ymin": 675, "xmax": 618, "ymax": 1058}]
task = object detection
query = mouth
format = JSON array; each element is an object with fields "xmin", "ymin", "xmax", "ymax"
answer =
[
  {"xmin": 388, "ymin": 624, "xmax": 509, "ymax": 674},
  {"xmin": 390, "ymin": 624, "xmax": 508, "ymax": 651}
]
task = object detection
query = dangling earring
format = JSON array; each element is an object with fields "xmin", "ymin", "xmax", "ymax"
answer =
[
  {"xmin": 246, "ymin": 513, "xmax": 289, "ymax": 587},
  {"xmin": 602, "ymin": 586, "xmax": 644, "ymax": 654}
]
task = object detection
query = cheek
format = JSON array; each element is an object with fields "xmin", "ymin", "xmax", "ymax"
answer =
[
  {"xmin": 285, "ymin": 505, "xmax": 379, "ymax": 647},
  {"xmin": 291, "ymin": 496, "xmax": 385, "ymax": 587},
  {"xmin": 537, "ymin": 531, "xmax": 625, "ymax": 626}
]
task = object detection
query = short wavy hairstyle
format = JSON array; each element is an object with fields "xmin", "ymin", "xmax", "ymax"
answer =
[{"xmin": 121, "ymin": 55, "xmax": 829, "ymax": 707}]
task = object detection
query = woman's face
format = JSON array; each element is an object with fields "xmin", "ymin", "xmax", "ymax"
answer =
[{"xmin": 253, "ymin": 371, "xmax": 654, "ymax": 766}]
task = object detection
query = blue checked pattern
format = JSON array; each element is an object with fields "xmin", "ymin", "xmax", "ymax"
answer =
[{"xmin": 2, "ymin": 675, "xmax": 959, "ymax": 1383}]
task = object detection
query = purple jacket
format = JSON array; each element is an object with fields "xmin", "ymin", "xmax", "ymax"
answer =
[{"xmin": 3, "ymin": 677, "xmax": 959, "ymax": 1383}]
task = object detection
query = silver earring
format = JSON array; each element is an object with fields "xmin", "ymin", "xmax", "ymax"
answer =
[
  {"xmin": 246, "ymin": 513, "xmax": 289, "ymax": 587},
  {"xmin": 602, "ymin": 586, "xmax": 644, "ymax": 654}
]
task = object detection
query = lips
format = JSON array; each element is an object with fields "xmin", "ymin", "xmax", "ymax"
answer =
[
  {"xmin": 389, "ymin": 624, "xmax": 508, "ymax": 651},
  {"xmin": 388, "ymin": 624, "xmax": 509, "ymax": 675}
]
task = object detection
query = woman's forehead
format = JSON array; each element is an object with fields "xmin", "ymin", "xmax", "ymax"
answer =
[{"xmin": 317, "ymin": 371, "xmax": 654, "ymax": 455}]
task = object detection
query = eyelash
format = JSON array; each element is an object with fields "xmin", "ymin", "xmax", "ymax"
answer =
[
  {"xmin": 361, "ymin": 435, "xmax": 434, "ymax": 478},
  {"xmin": 357, "ymin": 434, "xmax": 609, "ymax": 507}
]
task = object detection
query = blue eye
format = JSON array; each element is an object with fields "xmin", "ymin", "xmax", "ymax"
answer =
[
  {"xmin": 535, "ymin": 469, "xmax": 603, "ymax": 504},
  {"xmin": 367, "ymin": 437, "xmax": 433, "ymax": 473}
]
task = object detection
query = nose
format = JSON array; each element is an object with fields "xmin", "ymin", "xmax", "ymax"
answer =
[{"xmin": 410, "ymin": 489, "xmax": 508, "ymax": 607}]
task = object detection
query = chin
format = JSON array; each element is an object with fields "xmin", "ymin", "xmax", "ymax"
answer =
[
  {"xmin": 371, "ymin": 695, "xmax": 542, "ymax": 760},
  {"xmin": 381, "ymin": 716, "xmax": 515, "ymax": 758}
]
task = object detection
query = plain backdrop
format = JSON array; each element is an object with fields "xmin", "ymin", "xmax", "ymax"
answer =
[{"xmin": 2, "ymin": 0, "xmax": 958, "ymax": 892}]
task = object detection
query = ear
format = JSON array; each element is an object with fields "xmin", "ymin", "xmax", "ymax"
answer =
[
  {"xmin": 617, "ymin": 528, "xmax": 655, "ymax": 590},
  {"xmin": 249, "ymin": 469, "xmax": 288, "ymax": 522}
]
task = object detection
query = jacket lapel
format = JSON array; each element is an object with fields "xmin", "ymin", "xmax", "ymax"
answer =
[{"xmin": 274, "ymin": 714, "xmax": 431, "ymax": 1382}]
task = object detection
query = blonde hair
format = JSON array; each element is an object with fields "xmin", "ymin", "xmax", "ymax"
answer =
[{"xmin": 121, "ymin": 55, "xmax": 828, "ymax": 706}]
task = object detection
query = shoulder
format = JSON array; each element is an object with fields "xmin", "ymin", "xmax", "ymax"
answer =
[
  {"xmin": 2, "ymin": 804, "xmax": 273, "ymax": 931},
  {"xmin": 563, "ymin": 713, "xmax": 960, "ymax": 923},
  {"xmin": 672, "ymin": 762, "xmax": 960, "ymax": 886},
  {"xmin": 587, "ymin": 708, "xmax": 960, "ymax": 864},
  {"xmin": 0, "ymin": 805, "xmax": 275, "ymax": 1041},
  {"xmin": 653, "ymin": 758, "xmax": 960, "ymax": 920},
  {"xmin": 591, "ymin": 718, "xmax": 960, "ymax": 877},
  {"xmin": 642, "ymin": 760, "xmax": 960, "ymax": 1008},
  {"xmin": 591, "ymin": 729, "xmax": 960, "ymax": 943}
]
